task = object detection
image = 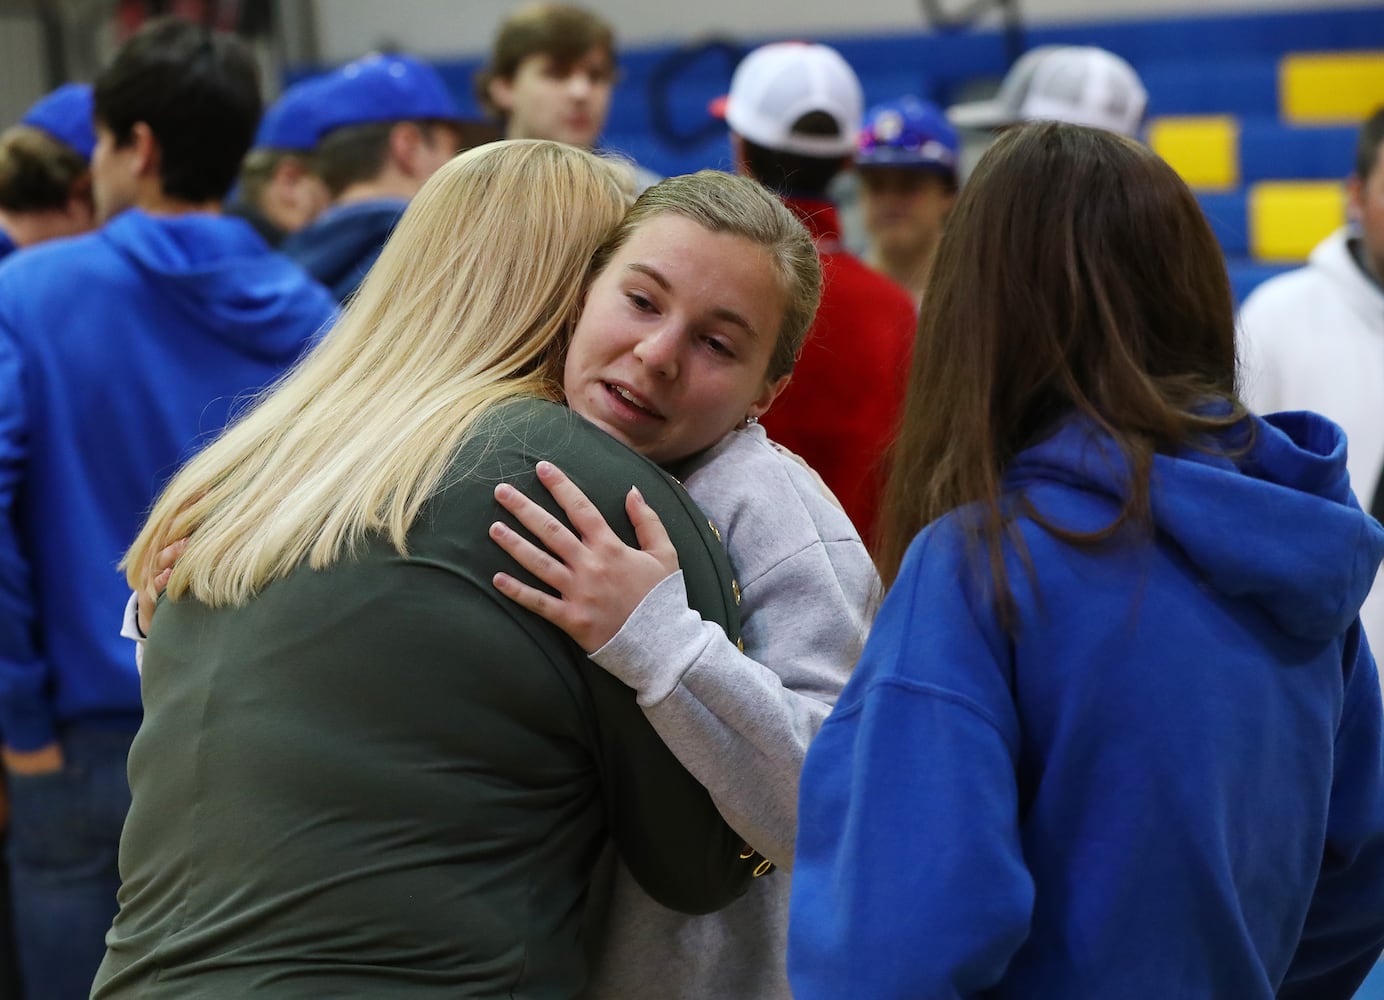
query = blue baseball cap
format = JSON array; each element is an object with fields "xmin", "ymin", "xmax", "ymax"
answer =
[
  {"xmin": 20, "ymin": 83, "xmax": 96, "ymax": 162},
  {"xmin": 311, "ymin": 53, "xmax": 462, "ymax": 138},
  {"xmin": 254, "ymin": 75, "xmax": 335, "ymax": 152},
  {"xmin": 857, "ymin": 97, "xmax": 958, "ymax": 176}
]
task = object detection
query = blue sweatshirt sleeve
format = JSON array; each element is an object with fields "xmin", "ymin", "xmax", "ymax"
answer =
[
  {"xmin": 1280, "ymin": 627, "xmax": 1384, "ymax": 999},
  {"xmin": 0, "ymin": 323, "xmax": 54, "ymax": 750},
  {"xmin": 788, "ymin": 527, "xmax": 1035, "ymax": 1000}
]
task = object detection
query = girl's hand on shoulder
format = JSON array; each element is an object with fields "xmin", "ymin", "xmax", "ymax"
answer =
[
  {"xmin": 490, "ymin": 461, "xmax": 679, "ymax": 653},
  {"xmin": 138, "ymin": 537, "xmax": 188, "ymax": 636}
]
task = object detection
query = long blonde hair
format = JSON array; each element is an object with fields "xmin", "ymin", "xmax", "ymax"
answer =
[{"xmin": 125, "ymin": 139, "xmax": 633, "ymax": 606}]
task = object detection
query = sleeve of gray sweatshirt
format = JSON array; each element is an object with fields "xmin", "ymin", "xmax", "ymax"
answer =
[{"xmin": 589, "ymin": 425, "xmax": 878, "ymax": 869}]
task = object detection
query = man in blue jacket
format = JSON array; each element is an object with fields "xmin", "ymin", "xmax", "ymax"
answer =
[
  {"xmin": 0, "ymin": 18, "xmax": 337, "ymax": 998},
  {"xmin": 281, "ymin": 53, "xmax": 464, "ymax": 303}
]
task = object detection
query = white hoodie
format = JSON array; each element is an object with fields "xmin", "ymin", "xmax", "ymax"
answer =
[{"xmin": 1238, "ymin": 226, "xmax": 1384, "ymax": 652}]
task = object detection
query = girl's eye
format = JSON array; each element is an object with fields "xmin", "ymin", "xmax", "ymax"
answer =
[
  {"xmin": 704, "ymin": 336, "xmax": 734, "ymax": 358},
  {"xmin": 627, "ymin": 292, "xmax": 655, "ymax": 312}
]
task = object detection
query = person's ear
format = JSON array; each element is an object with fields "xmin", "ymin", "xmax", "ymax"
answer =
[
  {"xmin": 941, "ymin": 186, "xmax": 959, "ymax": 221},
  {"xmin": 389, "ymin": 122, "xmax": 428, "ymax": 176},
  {"xmin": 1347, "ymin": 173, "xmax": 1365, "ymax": 224},
  {"xmin": 747, "ymin": 373, "xmax": 792, "ymax": 422},
  {"xmin": 487, "ymin": 75, "xmax": 515, "ymax": 115},
  {"xmin": 130, "ymin": 122, "xmax": 159, "ymax": 180},
  {"xmin": 65, "ymin": 174, "xmax": 95, "ymax": 229},
  {"xmin": 67, "ymin": 172, "xmax": 93, "ymax": 212}
]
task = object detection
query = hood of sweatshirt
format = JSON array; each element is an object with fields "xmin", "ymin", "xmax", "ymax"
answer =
[
  {"xmin": 280, "ymin": 198, "xmax": 407, "ymax": 303},
  {"xmin": 1006, "ymin": 410, "xmax": 1384, "ymax": 642},
  {"xmin": 101, "ymin": 209, "xmax": 337, "ymax": 362}
]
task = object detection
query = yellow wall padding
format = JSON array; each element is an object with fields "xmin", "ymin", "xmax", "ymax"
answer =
[
  {"xmin": 1147, "ymin": 115, "xmax": 1239, "ymax": 191},
  {"xmin": 1249, "ymin": 181, "xmax": 1346, "ymax": 263},
  {"xmin": 1280, "ymin": 51, "xmax": 1384, "ymax": 124}
]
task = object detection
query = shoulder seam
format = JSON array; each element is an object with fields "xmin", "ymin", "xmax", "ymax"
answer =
[{"xmin": 830, "ymin": 676, "xmax": 1017, "ymax": 754}]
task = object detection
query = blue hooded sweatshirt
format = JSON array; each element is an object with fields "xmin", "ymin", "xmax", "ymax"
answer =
[
  {"xmin": 280, "ymin": 198, "xmax": 407, "ymax": 304},
  {"xmin": 0, "ymin": 210, "xmax": 337, "ymax": 751},
  {"xmin": 789, "ymin": 411, "xmax": 1384, "ymax": 999}
]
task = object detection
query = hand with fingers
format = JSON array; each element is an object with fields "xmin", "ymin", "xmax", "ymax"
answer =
[
  {"xmin": 137, "ymin": 537, "xmax": 188, "ymax": 636},
  {"xmin": 490, "ymin": 460, "xmax": 680, "ymax": 654}
]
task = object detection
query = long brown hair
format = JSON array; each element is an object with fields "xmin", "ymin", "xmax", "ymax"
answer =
[{"xmin": 875, "ymin": 121, "xmax": 1244, "ymax": 623}]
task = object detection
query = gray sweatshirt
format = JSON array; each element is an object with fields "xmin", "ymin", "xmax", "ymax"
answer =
[{"xmin": 583, "ymin": 424, "xmax": 879, "ymax": 1000}]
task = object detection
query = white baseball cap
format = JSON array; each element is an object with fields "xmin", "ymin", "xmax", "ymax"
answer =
[
  {"xmin": 711, "ymin": 42, "xmax": 864, "ymax": 157},
  {"xmin": 947, "ymin": 46, "xmax": 1148, "ymax": 138}
]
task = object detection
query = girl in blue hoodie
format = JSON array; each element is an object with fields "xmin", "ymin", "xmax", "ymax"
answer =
[{"xmin": 788, "ymin": 121, "xmax": 1384, "ymax": 999}]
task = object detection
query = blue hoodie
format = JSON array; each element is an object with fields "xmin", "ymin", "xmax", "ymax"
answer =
[
  {"xmin": 280, "ymin": 198, "xmax": 407, "ymax": 304},
  {"xmin": 789, "ymin": 411, "xmax": 1384, "ymax": 999},
  {"xmin": 0, "ymin": 210, "xmax": 337, "ymax": 751}
]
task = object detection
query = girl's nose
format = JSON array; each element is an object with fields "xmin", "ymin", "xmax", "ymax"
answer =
[{"xmin": 631, "ymin": 325, "xmax": 680, "ymax": 378}]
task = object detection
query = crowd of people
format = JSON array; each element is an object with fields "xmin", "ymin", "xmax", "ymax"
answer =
[{"xmin": 0, "ymin": 4, "xmax": 1382, "ymax": 998}]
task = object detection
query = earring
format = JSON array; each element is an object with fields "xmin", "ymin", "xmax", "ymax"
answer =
[{"xmin": 744, "ymin": 415, "xmax": 759, "ymax": 426}]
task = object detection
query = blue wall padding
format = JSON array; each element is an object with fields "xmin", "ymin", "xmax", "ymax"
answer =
[
  {"xmin": 288, "ymin": 8, "xmax": 1384, "ymax": 141},
  {"xmin": 1226, "ymin": 260, "xmax": 1293, "ymax": 306},
  {"xmin": 1012, "ymin": 7, "xmax": 1384, "ymax": 66},
  {"xmin": 1198, "ymin": 192, "xmax": 1250, "ymax": 257},
  {"xmin": 1240, "ymin": 120, "xmax": 1357, "ymax": 183},
  {"xmin": 1140, "ymin": 60, "xmax": 1279, "ymax": 117}
]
